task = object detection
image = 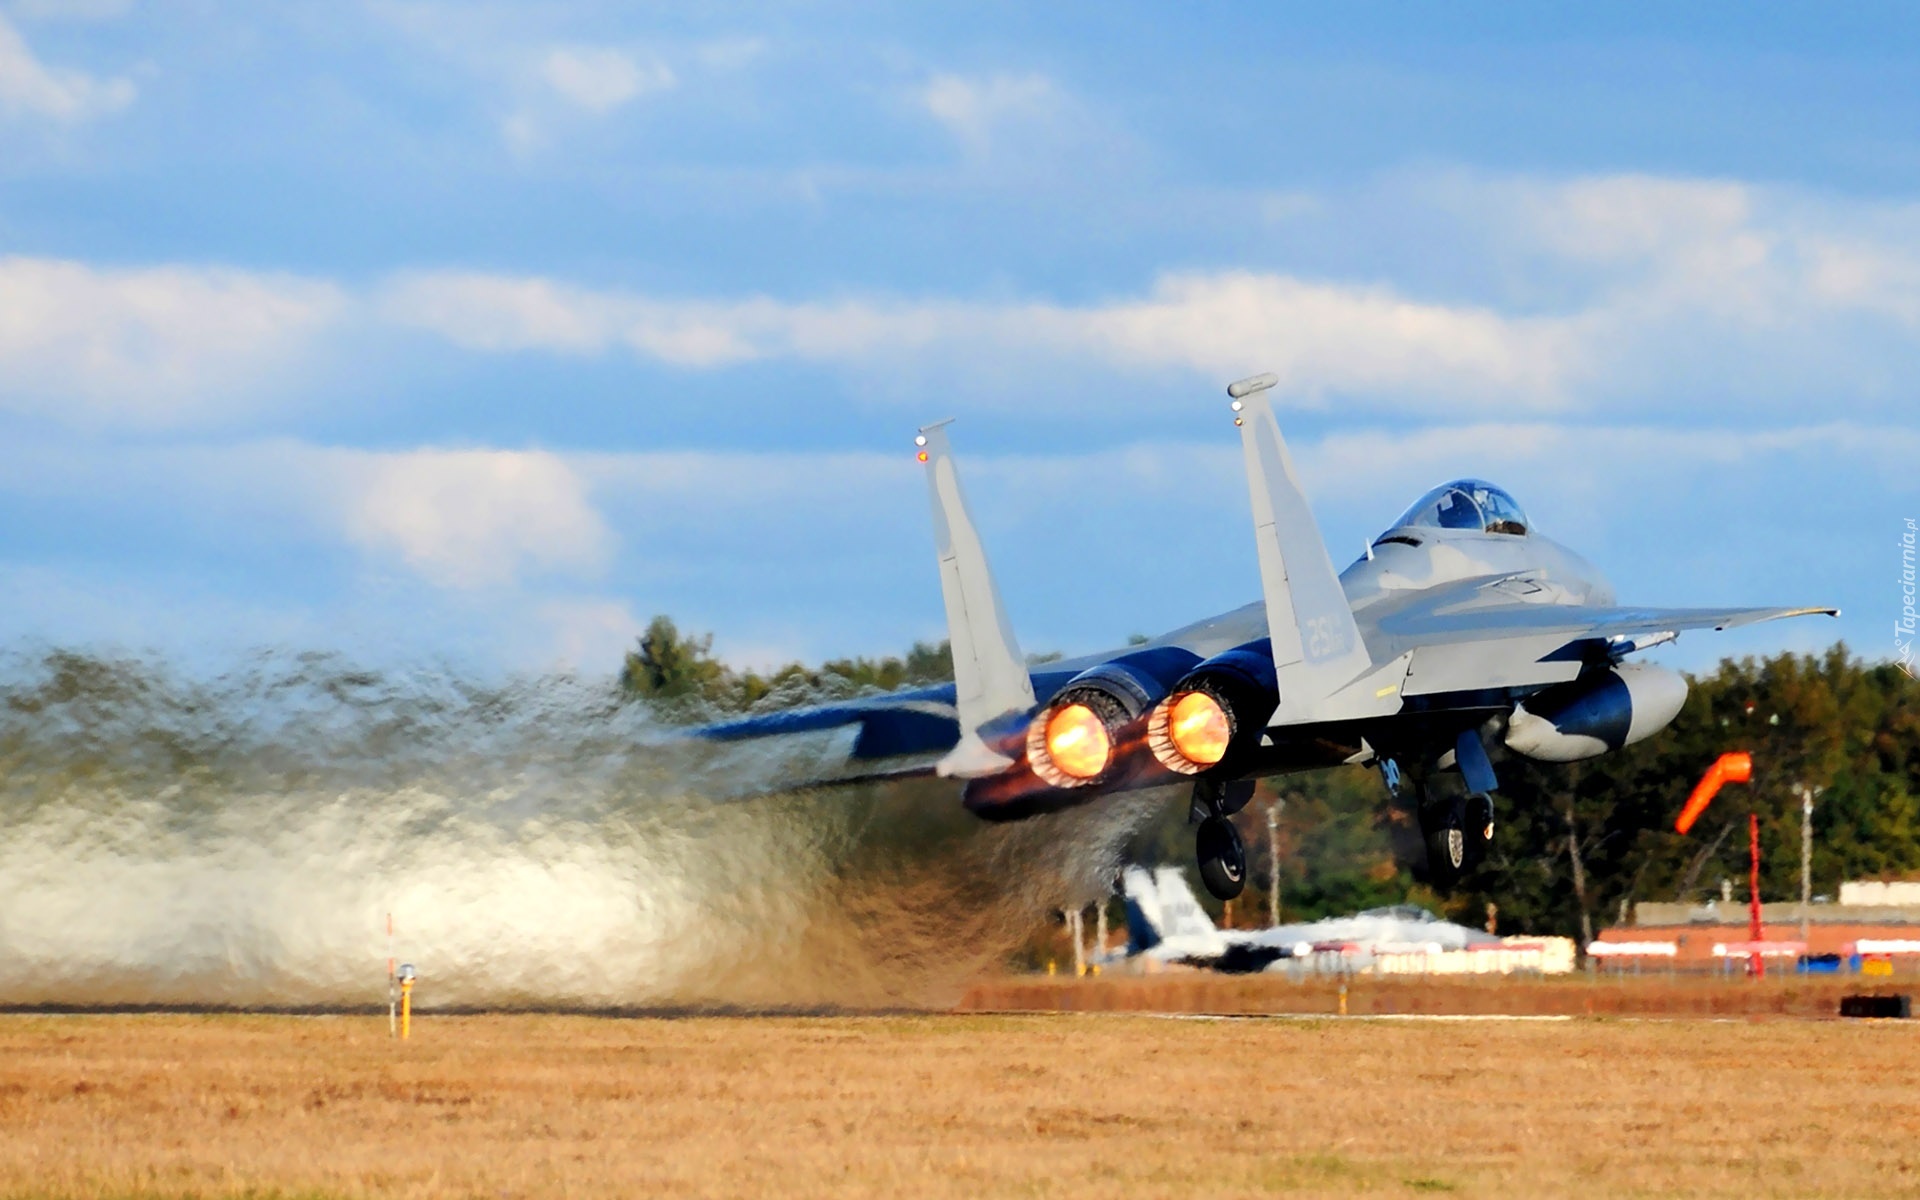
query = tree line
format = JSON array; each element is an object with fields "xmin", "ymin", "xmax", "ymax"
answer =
[{"xmin": 625, "ymin": 618, "xmax": 1919, "ymax": 939}]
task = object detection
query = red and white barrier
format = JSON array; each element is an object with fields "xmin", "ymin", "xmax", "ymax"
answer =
[
  {"xmin": 1711, "ymin": 940, "xmax": 1806, "ymax": 958},
  {"xmin": 1586, "ymin": 940, "xmax": 1678, "ymax": 958},
  {"xmin": 1850, "ymin": 939, "xmax": 1920, "ymax": 956}
]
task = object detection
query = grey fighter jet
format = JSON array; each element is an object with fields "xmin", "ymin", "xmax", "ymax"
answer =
[{"xmin": 697, "ymin": 373, "xmax": 1836, "ymax": 897}]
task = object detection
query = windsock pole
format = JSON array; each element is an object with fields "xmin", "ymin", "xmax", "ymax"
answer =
[
  {"xmin": 1749, "ymin": 811, "xmax": 1765, "ymax": 978},
  {"xmin": 1674, "ymin": 752, "xmax": 1764, "ymax": 978}
]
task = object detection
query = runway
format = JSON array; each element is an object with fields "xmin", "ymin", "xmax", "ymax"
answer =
[
  {"xmin": 5, "ymin": 1010, "xmax": 1915, "ymax": 1198},
  {"xmin": 959, "ymin": 970, "xmax": 1900, "ymax": 1019}
]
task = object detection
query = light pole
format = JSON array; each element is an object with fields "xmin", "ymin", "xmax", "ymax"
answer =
[
  {"xmin": 1796, "ymin": 784, "xmax": 1823, "ymax": 944},
  {"xmin": 1266, "ymin": 802, "xmax": 1282, "ymax": 927}
]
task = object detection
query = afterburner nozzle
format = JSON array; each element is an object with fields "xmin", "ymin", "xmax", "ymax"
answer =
[
  {"xmin": 1148, "ymin": 688, "xmax": 1232, "ymax": 774},
  {"xmin": 1046, "ymin": 705, "xmax": 1110, "ymax": 779},
  {"xmin": 1026, "ymin": 694, "xmax": 1121, "ymax": 788}
]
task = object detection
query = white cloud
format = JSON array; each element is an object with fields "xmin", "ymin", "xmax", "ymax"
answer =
[
  {"xmin": 0, "ymin": 257, "xmax": 344, "ymax": 427},
  {"xmin": 0, "ymin": 11, "xmax": 131, "ymax": 121},
  {"xmin": 1297, "ymin": 421, "xmax": 1915, "ymax": 510},
  {"xmin": 0, "ymin": 422, "xmax": 1900, "ymax": 671},
  {"xmin": 15, "ymin": 171, "xmax": 1920, "ymax": 436},
  {"xmin": 381, "ymin": 268, "xmax": 1575, "ymax": 407},
  {"xmin": 1514, "ymin": 175, "xmax": 1756, "ymax": 266},
  {"xmin": 537, "ymin": 596, "xmax": 643, "ymax": 670},
  {"xmin": 0, "ymin": 439, "xmax": 617, "ymax": 591},
  {"xmin": 1051, "ymin": 272, "xmax": 1574, "ymax": 402},
  {"xmin": 1455, "ymin": 172, "xmax": 1920, "ymax": 331},
  {"xmin": 332, "ymin": 448, "xmax": 612, "ymax": 588},
  {"xmin": 921, "ymin": 72, "xmax": 1058, "ymax": 151},
  {"xmin": 1804, "ymin": 237, "xmax": 1920, "ymax": 327},
  {"xmin": 383, "ymin": 272, "xmax": 615, "ymax": 354},
  {"xmin": 377, "ymin": 169, "xmax": 1920, "ymax": 416},
  {"xmin": 539, "ymin": 45, "xmax": 673, "ymax": 113}
]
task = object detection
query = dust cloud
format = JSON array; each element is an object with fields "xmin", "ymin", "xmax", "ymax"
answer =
[{"xmin": 0, "ymin": 648, "xmax": 1165, "ymax": 1010}]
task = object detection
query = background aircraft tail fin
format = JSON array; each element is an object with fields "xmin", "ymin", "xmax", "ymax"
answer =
[
  {"xmin": 1119, "ymin": 865, "xmax": 1166, "ymax": 952},
  {"xmin": 1121, "ymin": 865, "xmax": 1227, "ymax": 955},
  {"xmin": 1147, "ymin": 866, "xmax": 1224, "ymax": 942},
  {"xmin": 918, "ymin": 421, "xmax": 1036, "ymax": 776},
  {"xmin": 1230, "ymin": 374, "xmax": 1376, "ymax": 724}
]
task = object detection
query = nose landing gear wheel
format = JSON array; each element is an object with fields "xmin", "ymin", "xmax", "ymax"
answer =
[{"xmin": 1196, "ymin": 815, "xmax": 1247, "ymax": 901}]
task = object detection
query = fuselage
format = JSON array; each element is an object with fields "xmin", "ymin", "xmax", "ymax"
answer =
[
  {"xmin": 1049, "ymin": 520, "xmax": 1613, "ymax": 688},
  {"xmin": 958, "ymin": 517, "xmax": 1625, "ymax": 817}
]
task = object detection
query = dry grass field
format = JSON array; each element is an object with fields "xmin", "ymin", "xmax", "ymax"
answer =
[{"xmin": 2, "ymin": 1011, "xmax": 1917, "ymax": 1199}]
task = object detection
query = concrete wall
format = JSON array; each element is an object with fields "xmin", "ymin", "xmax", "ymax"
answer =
[{"xmin": 1839, "ymin": 881, "xmax": 1920, "ymax": 906}]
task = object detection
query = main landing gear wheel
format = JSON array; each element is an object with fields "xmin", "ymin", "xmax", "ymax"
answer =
[
  {"xmin": 1422, "ymin": 791, "xmax": 1495, "ymax": 890},
  {"xmin": 1424, "ymin": 810, "xmax": 1468, "ymax": 889},
  {"xmin": 1196, "ymin": 815, "xmax": 1246, "ymax": 901}
]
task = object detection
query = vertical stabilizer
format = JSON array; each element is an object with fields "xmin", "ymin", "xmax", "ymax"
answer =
[
  {"xmin": 1229, "ymin": 374, "xmax": 1379, "ymax": 724},
  {"xmin": 1120, "ymin": 865, "xmax": 1166, "ymax": 952},
  {"xmin": 1121, "ymin": 866, "xmax": 1228, "ymax": 958},
  {"xmin": 1149, "ymin": 866, "xmax": 1225, "ymax": 943},
  {"xmin": 918, "ymin": 421, "xmax": 1036, "ymax": 777}
]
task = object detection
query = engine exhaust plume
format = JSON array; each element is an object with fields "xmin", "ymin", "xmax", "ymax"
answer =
[
  {"xmin": 1148, "ymin": 688, "xmax": 1232, "ymax": 774},
  {"xmin": 0, "ymin": 647, "xmax": 1166, "ymax": 1012}
]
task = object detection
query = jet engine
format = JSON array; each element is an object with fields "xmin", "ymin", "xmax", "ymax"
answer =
[
  {"xmin": 1025, "ymin": 647, "xmax": 1200, "ymax": 788},
  {"xmin": 1145, "ymin": 640, "xmax": 1278, "ymax": 776},
  {"xmin": 1504, "ymin": 662, "xmax": 1688, "ymax": 763}
]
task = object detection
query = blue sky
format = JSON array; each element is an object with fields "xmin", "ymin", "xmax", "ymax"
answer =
[{"xmin": 0, "ymin": 1, "xmax": 1914, "ymax": 675}]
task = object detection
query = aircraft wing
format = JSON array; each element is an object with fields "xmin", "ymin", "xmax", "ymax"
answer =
[
  {"xmin": 1361, "ymin": 580, "xmax": 1836, "ymax": 697},
  {"xmin": 689, "ymin": 686, "xmax": 961, "ymax": 786},
  {"xmin": 1370, "ymin": 589, "xmax": 1838, "ymax": 653},
  {"xmin": 687, "ymin": 654, "xmax": 1092, "ymax": 791}
]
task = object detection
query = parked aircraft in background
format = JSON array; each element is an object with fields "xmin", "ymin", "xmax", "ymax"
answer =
[
  {"xmin": 699, "ymin": 373, "xmax": 1836, "ymax": 897},
  {"xmin": 1114, "ymin": 865, "xmax": 1503, "ymax": 973}
]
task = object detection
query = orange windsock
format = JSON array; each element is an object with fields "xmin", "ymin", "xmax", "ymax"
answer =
[{"xmin": 1675, "ymin": 751, "xmax": 1753, "ymax": 834}]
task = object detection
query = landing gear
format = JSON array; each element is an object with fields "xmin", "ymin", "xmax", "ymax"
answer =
[
  {"xmin": 1190, "ymin": 778, "xmax": 1253, "ymax": 901},
  {"xmin": 1196, "ymin": 816, "xmax": 1247, "ymax": 901},
  {"xmin": 1423, "ymin": 802, "xmax": 1469, "ymax": 887},
  {"xmin": 1393, "ymin": 731, "xmax": 1501, "ymax": 891},
  {"xmin": 1420, "ymin": 789, "xmax": 1495, "ymax": 889}
]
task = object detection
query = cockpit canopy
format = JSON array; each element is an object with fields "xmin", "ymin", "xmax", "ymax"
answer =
[{"xmin": 1390, "ymin": 479, "xmax": 1529, "ymax": 536}]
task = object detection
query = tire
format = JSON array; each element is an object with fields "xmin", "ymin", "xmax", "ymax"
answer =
[
  {"xmin": 1196, "ymin": 816, "xmax": 1246, "ymax": 901},
  {"xmin": 1423, "ymin": 813, "xmax": 1467, "ymax": 890}
]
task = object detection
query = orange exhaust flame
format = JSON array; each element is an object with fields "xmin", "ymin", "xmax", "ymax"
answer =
[
  {"xmin": 1042, "ymin": 704, "xmax": 1112, "ymax": 780},
  {"xmin": 1167, "ymin": 691, "xmax": 1231, "ymax": 767}
]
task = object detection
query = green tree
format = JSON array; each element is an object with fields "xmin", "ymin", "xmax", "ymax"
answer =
[
  {"xmin": 620, "ymin": 615, "xmax": 954, "ymax": 718},
  {"xmin": 620, "ymin": 616, "xmax": 727, "ymax": 702}
]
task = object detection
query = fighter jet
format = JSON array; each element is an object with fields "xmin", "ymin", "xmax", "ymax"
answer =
[
  {"xmin": 697, "ymin": 373, "xmax": 1836, "ymax": 898},
  {"xmin": 1114, "ymin": 865, "xmax": 1503, "ymax": 973}
]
